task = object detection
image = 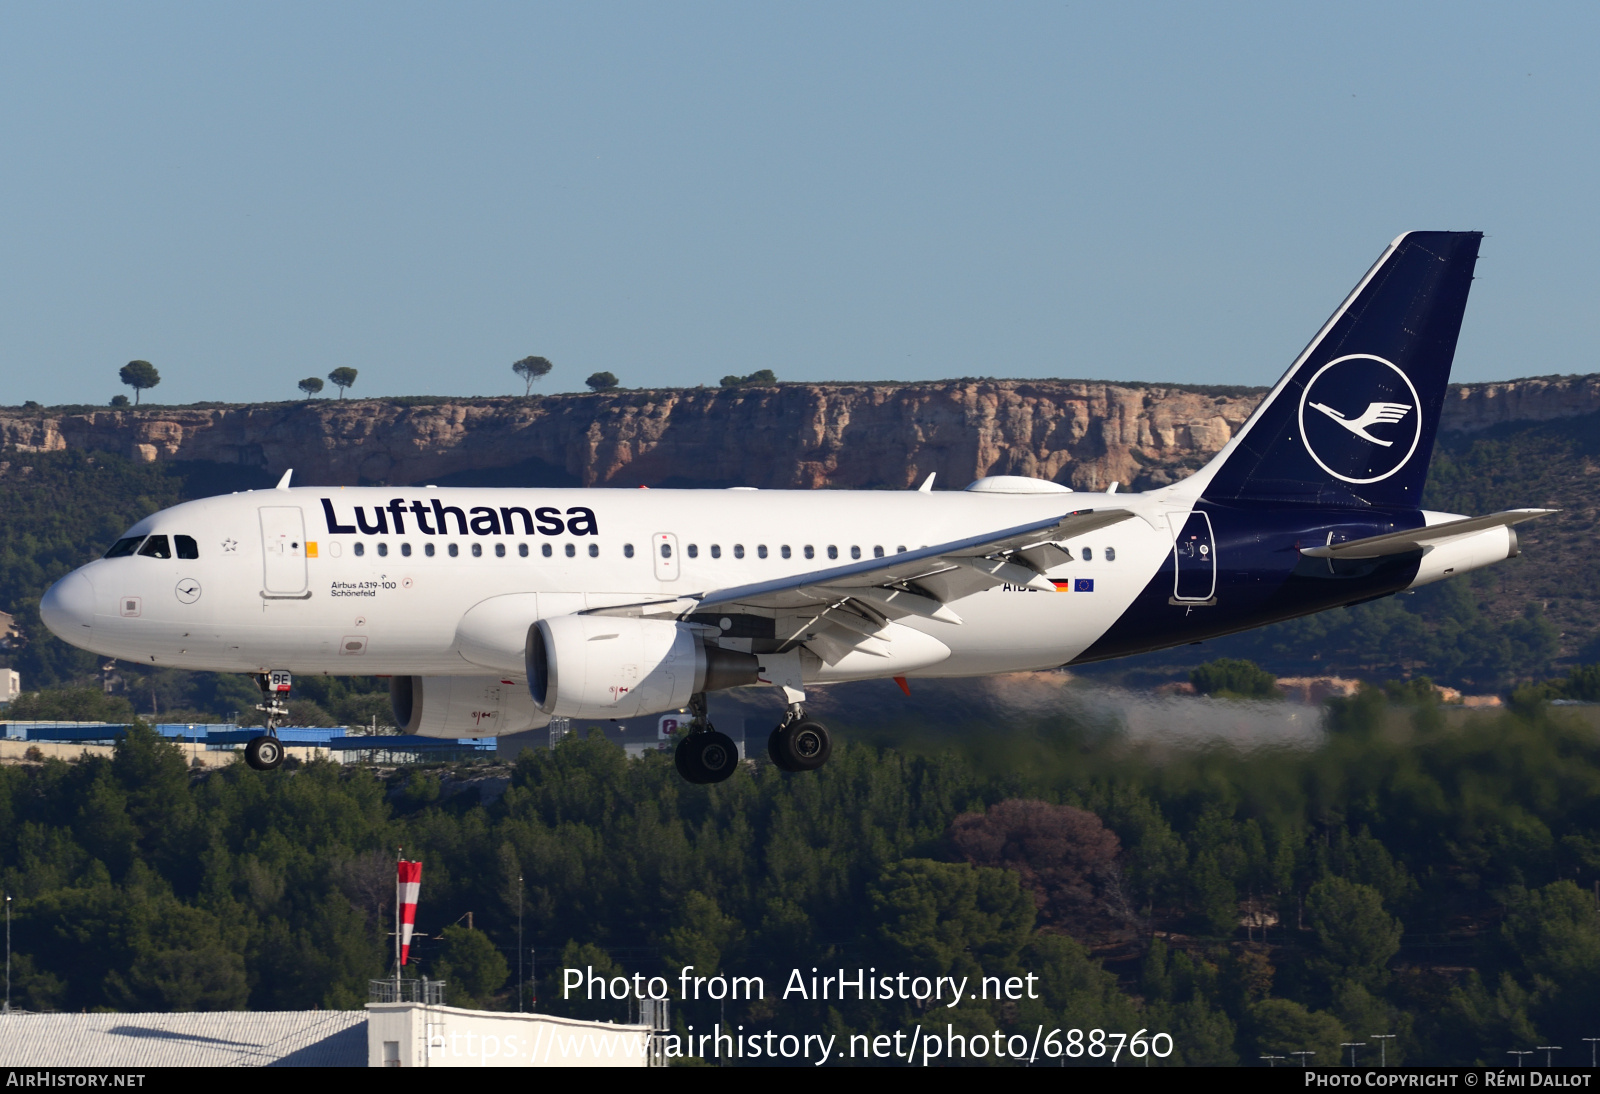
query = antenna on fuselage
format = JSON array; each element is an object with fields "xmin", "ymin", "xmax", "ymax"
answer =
[
  {"xmin": 917, "ymin": 472, "xmax": 936, "ymax": 492},
  {"xmin": 275, "ymin": 469, "xmax": 293, "ymax": 490}
]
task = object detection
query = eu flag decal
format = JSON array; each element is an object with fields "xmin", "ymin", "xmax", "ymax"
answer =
[{"xmin": 1074, "ymin": 578, "xmax": 1094, "ymax": 593}]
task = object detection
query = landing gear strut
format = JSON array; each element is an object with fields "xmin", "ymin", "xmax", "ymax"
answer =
[
  {"xmin": 245, "ymin": 671, "xmax": 289, "ymax": 771},
  {"xmin": 767, "ymin": 703, "xmax": 831, "ymax": 772},
  {"xmin": 673, "ymin": 692, "xmax": 740, "ymax": 784}
]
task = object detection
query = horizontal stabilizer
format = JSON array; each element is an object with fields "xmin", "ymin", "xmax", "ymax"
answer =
[{"xmin": 1299, "ymin": 509, "xmax": 1557, "ymax": 559}]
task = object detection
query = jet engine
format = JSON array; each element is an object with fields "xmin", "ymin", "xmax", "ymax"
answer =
[
  {"xmin": 390, "ymin": 675, "xmax": 551, "ymax": 738},
  {"xmin": 527, "ymin": 615, "xmax": 760, "ymax": 719}
]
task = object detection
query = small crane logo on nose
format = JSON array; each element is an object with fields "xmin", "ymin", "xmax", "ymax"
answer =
[{"xmin": 175, "ymin": 580, "xmax": 201, "ymax": 604}]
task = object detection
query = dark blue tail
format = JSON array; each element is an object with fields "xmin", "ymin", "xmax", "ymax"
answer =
[{"xmin": 1199, "ymin": 231, "xmax": 1482, "ymax": 508}]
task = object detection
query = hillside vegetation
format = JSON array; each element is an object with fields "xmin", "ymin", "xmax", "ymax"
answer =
[{"xmin": 3, "ymin": 706, "xmax": 1600, "ymax": 1065}]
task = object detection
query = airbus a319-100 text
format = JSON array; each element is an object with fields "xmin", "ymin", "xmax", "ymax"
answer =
[{"xmin": 41, "ymin": 232, "xmax": 1550, "ymax": 781}]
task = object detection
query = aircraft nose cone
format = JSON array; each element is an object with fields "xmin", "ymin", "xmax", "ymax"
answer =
[{"xmin": 40, "ymin": 570, "xmax": 95, "ymax": 639}]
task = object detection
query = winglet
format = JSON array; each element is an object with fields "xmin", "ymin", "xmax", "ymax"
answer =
[
  {"xmin": 275, "ymin": 469, "xmax": 293, "ymax": 490},
  {"xmin": 917, "ymin": 472, "xmax": 936, "ymax": 493}
]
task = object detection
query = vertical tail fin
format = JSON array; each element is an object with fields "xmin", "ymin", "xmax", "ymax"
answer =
[{"xmin": 1196, "ymin": 231, "xmax": 1482, "ymax": 508}]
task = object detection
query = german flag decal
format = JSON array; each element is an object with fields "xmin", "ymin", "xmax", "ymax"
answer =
[{"xmin": 1051, "ymin": 579, "xmax": 1072, "ymax": 592}]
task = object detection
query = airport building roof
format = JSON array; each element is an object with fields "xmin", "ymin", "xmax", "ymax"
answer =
[{"xmin": 0, "ymin": 1010, "xmax": 366, "ymax": 1067}]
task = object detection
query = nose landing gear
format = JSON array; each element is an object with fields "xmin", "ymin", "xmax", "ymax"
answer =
[
  {"xmin": 245, "ymin": 670, "xmax": 290, "ymax": 771},
  {"xmin": 672, "ymin": 692, "xmax": 740, "ymax": 784},
  {"xmin": 767, "ymin": 705, "xmax": 831, "ymax": 772}
]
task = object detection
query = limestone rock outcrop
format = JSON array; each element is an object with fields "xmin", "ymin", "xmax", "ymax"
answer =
[{"xmin": 1, "ymin": 373, "xmax": 1594, "ymax": 490}]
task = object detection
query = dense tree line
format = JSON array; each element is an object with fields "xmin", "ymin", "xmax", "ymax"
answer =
[{"xmin": 4, "ymin": 696, "xmax": 1600, "ymax": 1065}]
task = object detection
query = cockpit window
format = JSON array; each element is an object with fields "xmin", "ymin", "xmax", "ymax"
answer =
[
  {"xmin": 175, "ymin": 535, "xmax": 199, "ymax": 560},
  {"xmin": 104, "ymin": 536, "xmax": 146, "ymax": 558},
  {"xmin": 137, "ymin": 535, "xmax": 172, "ymax": 559}
]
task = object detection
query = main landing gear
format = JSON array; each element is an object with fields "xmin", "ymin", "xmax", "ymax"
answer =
[
  {"xmin": 767, "ymin": 704, "xmax": 831, "ymax": 773},
  {"xmin": 245, "ymin": 670, "xmax": 290, "ymax": 772},
  {"xmin": 673, "ymin": 692, "xmax": 740, "ymax": 785}
]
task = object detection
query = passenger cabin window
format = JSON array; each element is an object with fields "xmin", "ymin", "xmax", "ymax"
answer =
[
  {"xmin": 175, "ymin": 535, "xmax": 199, "ymax": 560},
  {"xmin": 425, "ymin": 543, "xmax": 436, "ymax": 557},
  {"xmin": 623, "ymin": 543, "xmax": 634, "ymax": 558},
  {"xmin": 401, "ymin": 543, "xmax": 412, "ymax": 557},
  {"xmin": 659, "ymin": 543, "xmax": 671, "ymax": 559},
  {"xmin": 827, "ymin": 546, "xmax": 838, "ymax": 560},
  {"xmin": 588, "ymin": 543, "xmax": 599, "ymax": 558},
  {"xmin": 757, "ymin": 545, "xmax": 768, "ymax": 559},
  {"xmin": 565, "ymin": 543, "xmax": 575, "ymax": 558},
  {"xmin": 733, "ymin": 544, "xmax": 745, "ymax": 559},
  {"xmin": 850, "ymin": 546, "xmax": 861, "ymax": 560},
  {"xmin": 542, "ymin": 543, "xmax": 553, "ymax": 558},
  {"xmin": 104, "ymin": 536, "xmax": 145, "ymax": 558},
  {"xmin": 1082, "ymin": 547, "xmax": 1093, "ymax": 561},
  {"xmin": 781, "ymin": 545, "xmax": 791, "ymax": 559},
  {"xmin": 897, "ymin": 545, "xmax": 907, "ymax": 553},
  {"xmin": 495, "ymin": 543, "xmax": 505, "ymax": 557},
  {"xmin": 138, "ymin": 535, "xmax": 172, "ymax": 559},
  {"xmin": 710, "ymin": 545, "xmax": 721, "ymax": 559},
  {"xmin": 804, "ymin": 546, "xmax": 814, "ymax": 559},
  {"xmin": 520, "ymin": 543, "xmax": 530, "ymax": 557},
  {"xmin": 1106, "ymin": 547, "xmax": 1116, "ymax": 561},
  {"xmin": 355, "ymin": 542, "xmax": 366, "ymax": 557},
  {"xmin": 471, "ymin": 543, "xmax": 482, "ymax": 557},
  {"xmin": 687, "ymin": 544, "xmax": 698, "ymax": 558},
  {"xmin": 873, "ymin": 546, "xmax": 884, "ymax": 558},
  {"xmin": 377, "ymin": 542, "xmax": 388, "ymax": 557},
  {"xmin": 448, "ymin": 544, "xmax": 459, "ymax": 558}
]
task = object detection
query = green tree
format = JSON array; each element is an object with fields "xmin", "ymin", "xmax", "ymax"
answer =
[
  {"xmin": 118, "ymin": 360, "xmax": 160, "ymax": 405},
  {"xmin": 512, "ymin": 355, "xmax": 553, "ymax": 395},
  {"xmin": 327, "ymin": 367, "xmax": 358, "ymax": 398},
  {"xmin": 1307, "ymin": 877, "xmax": 1402, "ymax": 987},
  {"xmin": 1500, "ymin": 880, "xmax": 1600, "ymax": 986},
  {"xmin": 7, "ymin": 686, "xmax": 134, "ymax": 722},
  {"xmin": 1249, "ymin": 997, "xmax": 1348, "ymax": 1064},
  {"xmin": 661, "ymin": 890, "xmax": 744, "ymax": 981},
  {"xmin": 1191, "ymin": 658, "xmax": 1280, "ymax": 699},
  {"xmin": 871, "ymin": 859, "xmax": 1035, "ymax": 979},
  {"xmin": 432, "ymin": 925, "xmax": 509, "ymax": 1009},
  {"xmin": 720, "ymin": 369, "xmax": 776, "ymax": 388},
  {"xmin": 109, "ymin": 394, "xmax": 129, "ymax": 407},
  {"xmin": 297, "ymin": 376, "xmax": 324, "ymax": 399},
  {"xmin": 584, "ymin": 371, "xmax": 618, "ymax": 392}
]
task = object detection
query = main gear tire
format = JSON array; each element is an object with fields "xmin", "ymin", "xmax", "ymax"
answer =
[
  {"xmin": 245, "ymin": 736, "xmax": 284, "ymax": 771},
  {"xmin": 675, "ymin": 731, "xmax": 740, "ymax": 784},
  {"xmin": 770, "ymin": 720, "xmax": 831, "ymax": 772}
]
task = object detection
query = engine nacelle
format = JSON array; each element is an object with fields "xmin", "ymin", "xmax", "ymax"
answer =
[
  {"xmin": 390, "ymin": 675, "xmax": 551, "ymax": 738},
  {"xmin": 527, "ymin": 616, "xmax": 760, "ymax": 719}
]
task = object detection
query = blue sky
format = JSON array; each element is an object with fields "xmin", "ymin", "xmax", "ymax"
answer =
[{"xmin": 1, "ymin": 3, "xmax": 1596, "ymax": 405}]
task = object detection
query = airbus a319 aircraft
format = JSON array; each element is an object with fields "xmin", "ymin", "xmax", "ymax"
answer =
[{"xmin": 41, "ymin": 231, "xmax": 1550, "ymax": 782}]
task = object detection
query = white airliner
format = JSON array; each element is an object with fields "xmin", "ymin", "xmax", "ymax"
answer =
[{"xmin": 40, "ymin": 232, "xmax": 1550, "ymax": 780}]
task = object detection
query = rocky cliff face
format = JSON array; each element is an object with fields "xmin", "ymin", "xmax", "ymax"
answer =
[{"xmin": 2, "ymin": 373, "xmax": 1596, "ymax": 491}]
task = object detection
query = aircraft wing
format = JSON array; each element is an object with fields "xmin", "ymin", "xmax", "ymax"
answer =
[
  {"xmin": 1299, "ymin": 508, "xmax": 1557, "ymax": 559},
  {"xmin": 584, "ymin": 508, "xmax": 1138, "ymax": 659}
]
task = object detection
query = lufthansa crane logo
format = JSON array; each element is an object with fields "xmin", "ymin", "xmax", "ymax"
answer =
[{"xmin": 1297, "ymin": 354, "xmax": 1422, "ymax": 484}]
